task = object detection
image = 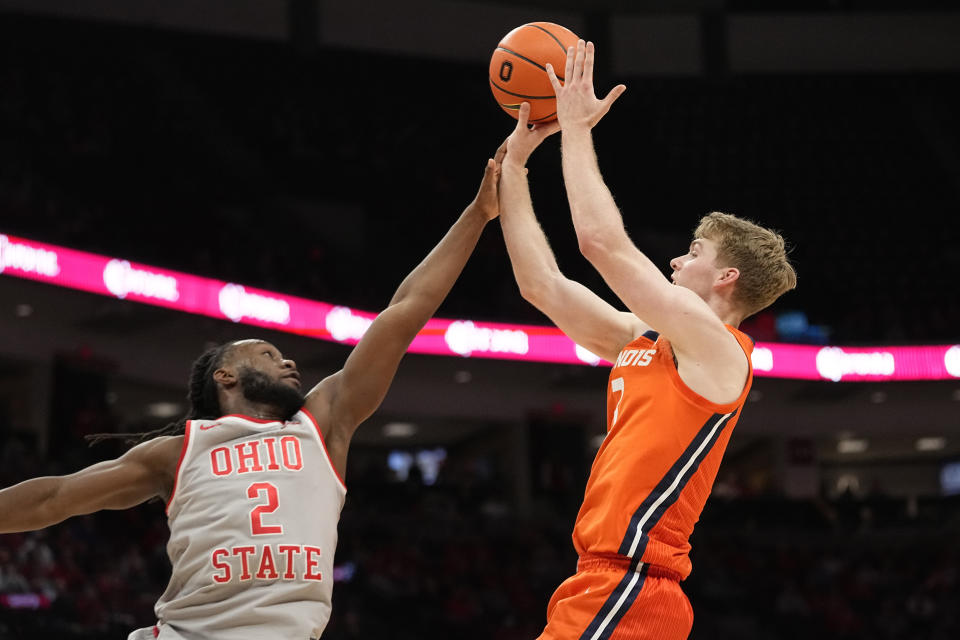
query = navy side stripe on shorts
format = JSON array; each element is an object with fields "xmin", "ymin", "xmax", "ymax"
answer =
[{"xmin": 578, "ymin": 562, "xmax": 651, "ymax": 640}]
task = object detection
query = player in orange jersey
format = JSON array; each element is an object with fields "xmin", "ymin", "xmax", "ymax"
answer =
[{"xmin": 498, "ymin": 41, "xmax": 796, "ymax": 639}]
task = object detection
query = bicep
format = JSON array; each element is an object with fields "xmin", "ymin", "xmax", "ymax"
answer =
[
  {"xmin": 314, "ymin": 303, "xmax": 418, "ymax": 434},
  {"xmin": 589, "ymin": 244, "xmax": 733, "ymax": 358},
  {"xmin": 52, "ymin": 441, "xmax": 172, "ymax": 517},
  {"xmin": 532, "ymin": 275, "xmax": 645, "ymax": 363}
]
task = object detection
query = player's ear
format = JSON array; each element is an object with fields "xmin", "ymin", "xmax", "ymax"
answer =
[
  {"xmin": 716, "ymin": 267, "xmax": 740, "ymax": 288},
  {"xmin": 213, "ymin": 366, "xmax": 237, "ymax": 388}
]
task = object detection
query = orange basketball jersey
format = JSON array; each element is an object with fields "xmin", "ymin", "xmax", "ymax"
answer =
[{"xmin": 572, "ymin": 326, "xmax": 754, "ymax": 579}]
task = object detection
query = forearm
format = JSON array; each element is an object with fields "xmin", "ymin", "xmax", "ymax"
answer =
[
  {"xmin": 561, "ymin": 127, "xmax": 630, "ymax": 252},
  {"xmin": 499, "ymin": 164, "xmax": 563, "ymax": 301},
  {"xmin": 0, "ymin": 477, "xmax": 62, "ymax": 533},
  {"xmin": 387, "ymin": 204, "xmax": 489, "ymax": 322}
]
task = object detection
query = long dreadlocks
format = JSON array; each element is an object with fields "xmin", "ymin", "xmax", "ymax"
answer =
[{"xmin": 87, "ymin": 342, "xmax": 236, "ymax": 446}]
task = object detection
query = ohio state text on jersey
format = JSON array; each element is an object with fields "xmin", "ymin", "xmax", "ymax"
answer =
[{"xmin": 152, "ymin": 411, "xmax": 346, "ymax": 640}]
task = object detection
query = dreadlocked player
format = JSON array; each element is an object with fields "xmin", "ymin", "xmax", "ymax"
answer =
[{"xmin": 0, "ymin": 148, "xmax": 507, "ymax": 640}]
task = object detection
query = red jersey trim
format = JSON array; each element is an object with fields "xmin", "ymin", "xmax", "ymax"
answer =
[
  {"xmin": 300, "ymin": 408, "xmax": 347, "ymax": 492},
  {"xmin": 658, "ymin": 326, "xmax": 753, "ymax": 415},
  {"xmin": 220, "ymin": 413, "xmax": 282, "ymax": 424},
  {"xmin": 165, "ymin": 421, "xmax": 192, "ymax": 515}
]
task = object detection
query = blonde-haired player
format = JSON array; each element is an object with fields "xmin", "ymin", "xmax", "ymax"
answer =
[{"xmin": 498, "ymin": 41, "xmax": 796, "ymax": 639}]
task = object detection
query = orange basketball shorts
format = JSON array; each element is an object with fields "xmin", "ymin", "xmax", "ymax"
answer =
[{"xmin": 536, "ymin": 555, "xmax": 693, "ymax": 640}]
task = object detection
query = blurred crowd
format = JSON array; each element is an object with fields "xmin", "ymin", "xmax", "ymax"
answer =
[
  {"xmin": 0, "ymin": 13, "xmax": 958, "ymax": 637},
  {"xmin": 1, "ymin": 15, "xmax": 958, "ymax": 344},
  {"xmin": 1, "ymin": 432, "xmax": 959, "ymax": 640}
]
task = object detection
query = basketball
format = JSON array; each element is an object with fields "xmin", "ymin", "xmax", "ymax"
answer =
[{"xmin": 489, "ymin": 22, "xmax": 580, "ymax": 123}]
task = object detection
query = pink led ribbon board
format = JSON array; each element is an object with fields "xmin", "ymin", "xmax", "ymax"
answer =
[{"xmin": 2, "ymin": 233, "xmax": 958, "ymax": 382}]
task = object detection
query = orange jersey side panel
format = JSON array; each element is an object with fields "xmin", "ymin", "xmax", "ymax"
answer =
[{"xmin": 571, "ymin": 326, "xmax": 754, "ymax": 580}]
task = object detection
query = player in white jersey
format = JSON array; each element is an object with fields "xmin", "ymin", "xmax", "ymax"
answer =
[{"xmin": 0, "ymin": 146, "xmax": 508, "ymax": 639}]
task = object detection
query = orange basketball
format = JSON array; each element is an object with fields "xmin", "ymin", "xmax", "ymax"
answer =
[{"xmin": 489, "ymin": 22, "xmax": 580, "ymax": 123}]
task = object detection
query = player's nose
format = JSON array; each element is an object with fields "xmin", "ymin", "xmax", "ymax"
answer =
[{"xmin": 669, "ymin": 256, "xmax": 683, "ymax": 271}]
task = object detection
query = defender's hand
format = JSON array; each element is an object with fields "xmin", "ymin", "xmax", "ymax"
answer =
[{"xmin": 469, "ymin": 143, "xmax": 507, "ymax": 221}]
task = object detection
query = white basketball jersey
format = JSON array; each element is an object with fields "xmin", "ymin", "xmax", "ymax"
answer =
[{"xmin": 152, "ymin": 411, "xmax": 346, "ymax": 640}]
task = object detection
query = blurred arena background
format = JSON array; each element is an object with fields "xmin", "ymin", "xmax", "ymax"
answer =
[{"xmin": 0, "ymin": 0, "xmax": 959, "ymax": 638}]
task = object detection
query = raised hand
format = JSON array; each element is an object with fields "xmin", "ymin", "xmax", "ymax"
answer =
[
  {"xmin": 545, "ymin": 40, "xmax": 626, "ymax": 130},
  {"xmin": 469, "ymin": 142, "xmax": 507, "ymax": 221},
  {"xmin": 502, "ymin": 102, "xmax": 561, "ymax": 170}
]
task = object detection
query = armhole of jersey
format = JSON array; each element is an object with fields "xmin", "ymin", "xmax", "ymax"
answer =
[
  {"xmin": 165, "ymin": 421, "xmax": 195, "ymax": 515},
  {"xmin": 730, "ymin": 326, "xmax": 755, "ymax": 386},
  {"xmin": 663, "ymin": 329, "xmax": 753, "ymax": 412},
  {"xmin": 300, "ymin": 409, "xmax": 348, "ymax": 493}
]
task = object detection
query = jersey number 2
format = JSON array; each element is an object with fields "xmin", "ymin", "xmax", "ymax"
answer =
[{"xmin": 247, "ymin": 482, "xmax": 283, "ymax": 535}]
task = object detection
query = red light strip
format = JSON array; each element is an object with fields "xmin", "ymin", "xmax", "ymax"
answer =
[{"xmin": 2, "ymin": 233, "xmax": 957, "ymax": 381}]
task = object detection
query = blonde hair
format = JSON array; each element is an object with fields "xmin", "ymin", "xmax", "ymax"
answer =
[{"xmin": 694, "ymin": 212, "xmax": 796, "ymax": 319}]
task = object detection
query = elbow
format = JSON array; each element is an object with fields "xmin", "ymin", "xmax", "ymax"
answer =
[
  {"xmin": 384, "ymin": 298, "xmax": 431, "ymax": 336},
  {"xmin": 577, "ymin": 233, "xmax": 608, "ymax": 264},
  {"xmin": 517, "ymin": 281, "xmax": 544, "ymax": 307},
  {"xmin": 516, "ymin": 271, "xmax": 558, "ymax": 308},
  {"xmin": 40, "ymin": 482, "xmax": 65, "ymax": 526}
]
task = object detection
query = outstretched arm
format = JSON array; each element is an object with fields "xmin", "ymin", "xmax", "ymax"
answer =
[
  {"xmin": 546, "ymin": 40, "xmax": 731, "ymax": 358},
  {"xmin": 499, "ymin": 103, "xmax": 645, "ymax": 363},
  {"xmin": 0, "ymin": 435, "xmax": 181, "ymax": 534},
  {"xmin": 305, "ymin": 154, "xmax": 503, "ymax": 472}
]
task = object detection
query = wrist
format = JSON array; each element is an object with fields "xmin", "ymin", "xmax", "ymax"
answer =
[
  {"xmin": 562, "ymin": 125, "xmax": 593, "ymax": 140},
  {"xmin": 501, "ymin": 160, "xmax": 528, "ymax": 174},
  {"xmin": 463, "ymin": 201, "xmax": 493, "ymax": 223}
]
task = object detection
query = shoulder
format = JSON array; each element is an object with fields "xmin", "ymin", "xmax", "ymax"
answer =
[
  {"xmin": 127, "ymin": 435, "xmax": 186, "ymax": 477},
  {"xmin": 128, "ymin": 434, "xmax": 184, "ymax": 457},
  {"xmin": 679, "ymin": 320, "xmax": 747, "ymax": 368},
  {"xmin": 303, "ymin": 372, "xmax": 341, "ymax": 438},
  {"xmin": 661, "ymin": 289, "xmax": 744, "ymax": 362}
]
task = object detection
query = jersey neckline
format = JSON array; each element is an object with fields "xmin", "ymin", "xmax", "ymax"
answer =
[{"xmin": 219, "ymin": 413, "xmax": 286, "ymax": 424}]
